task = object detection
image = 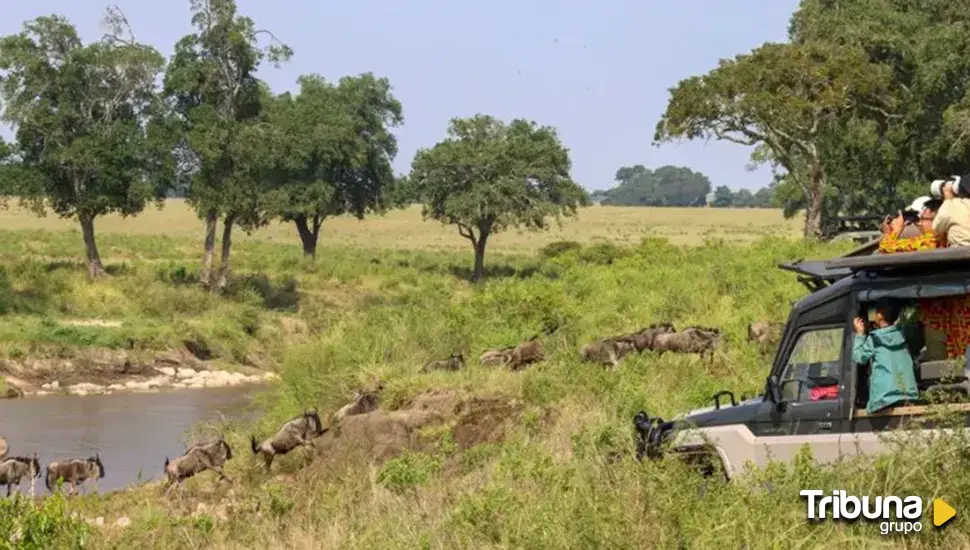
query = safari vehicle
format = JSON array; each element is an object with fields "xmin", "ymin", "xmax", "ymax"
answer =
[{"xmin": 634, "ymin": 243, "xmax": 970, "ymax": 480}]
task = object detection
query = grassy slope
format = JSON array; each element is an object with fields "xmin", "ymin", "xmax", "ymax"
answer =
[{"xmin": 3, "ymin": 205, "xmax": 969, "ymax": 548}]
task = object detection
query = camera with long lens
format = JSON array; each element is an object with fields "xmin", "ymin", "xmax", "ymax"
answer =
[{"xmin": 930, "ymin": 175, "xmax": 967, "ymax": 199}]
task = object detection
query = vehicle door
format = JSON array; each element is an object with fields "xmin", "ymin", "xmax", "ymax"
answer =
[{"xmin": 746, "ymin": 297, "xmax": 850, "ymax": 467}]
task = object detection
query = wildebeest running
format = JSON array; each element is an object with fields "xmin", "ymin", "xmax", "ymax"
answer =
[
  {"xmin": 422, "ymin": 353, "xmax": 465, "ymax": 372},
  {"xmin": 0, "ymin": 454, "xmax": 41, "ymax": 497},
  {"xmin": 251, "ymin": 409, "xmax": 327, "ymax": 470},
  {"xmin": 46, "ymin": 454, "xmax": 105, "ymax": 495},
  {"xmin": 334, "ymin": 385, "xmax": 383, "ymax": 421},
  {"xmin": 164, "ymin": 439, "xmax": 233, "ymax": 494}
]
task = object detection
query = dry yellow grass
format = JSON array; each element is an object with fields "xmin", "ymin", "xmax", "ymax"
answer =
[{"xmin": 0, "ymin": 199, "xmax": 803, "ymax": 251}]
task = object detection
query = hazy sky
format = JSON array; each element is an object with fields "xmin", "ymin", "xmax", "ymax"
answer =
[{"xmin": 1, "ymin": 0, "xmax": 798, "ymax": 191}]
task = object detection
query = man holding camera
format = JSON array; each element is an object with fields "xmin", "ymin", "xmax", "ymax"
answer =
[
  {"xmin": 878, "ymin": 196, "xmax": 942, "ymax": 254},
  {"xmin": 931, "ymin": 176, "xmax": 970, "ymax": 247}
]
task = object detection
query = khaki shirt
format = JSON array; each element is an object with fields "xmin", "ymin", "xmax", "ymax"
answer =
[{"xmin": 933, "ymin": 198, "xmax": 970, "ymax": 246}]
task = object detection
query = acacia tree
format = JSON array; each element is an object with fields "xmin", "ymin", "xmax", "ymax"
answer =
[
  {"xmin": 0, "ymin": 11, "xmax": 166, "ymax": 276},
  {"xmin": 163, "ymin": 0, "xmax": 291, "ymax": 291},
  {"xmin": 409, "ymin": 115, "xmax": 587, "ymax": 282},
  {"xmin": 654, "ymin": 41, "xmax": 894, "ymax": 238},
  {"xmin": 268, "ymin": 73, "xmax": 403, "ymax": 258}
]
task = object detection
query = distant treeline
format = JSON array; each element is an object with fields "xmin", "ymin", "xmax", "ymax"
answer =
[{"xmin": 589, "ymin": 165, "xmax": 775, "ymax": 208}]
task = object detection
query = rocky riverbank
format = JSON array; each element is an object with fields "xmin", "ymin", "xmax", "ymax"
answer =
[{"xmin": 0, "ymin": 345, "xmax": 279, "ymax": 398}]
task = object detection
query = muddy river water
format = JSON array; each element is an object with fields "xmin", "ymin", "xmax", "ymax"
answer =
[{"xmin": 0, "ymin": 386, "xmax": 263, "ymax": 494}]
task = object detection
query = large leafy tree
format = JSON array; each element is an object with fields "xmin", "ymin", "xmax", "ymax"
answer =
[
  {"xmin": 788, "ymin": 0, "xmax": 970, "ymax": 215},
  {"xmin": 267, "ymin": 73, "xmax": 403, "ymax": 258},
  {"xmin": 655, "ymin": 41, "xmax": 895, "ymax": 238},
  {"xmin": 409, "ymin": 115, "xmax": 587, "ymax": 282},
  {"xmin": 0, "ymin": 11, "xmax": 166, "ymax": 277},
  {"xmin": 163, "ymin": 0, "xmax": 291, "ymax": 291}
]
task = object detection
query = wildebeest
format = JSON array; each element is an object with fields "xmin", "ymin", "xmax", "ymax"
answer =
[
  {"xmin": 334, "ymin": 384, "xmax": 383, "ymax": 421},
  {"xmin": 651, "ymin": 326, "xmax": 722, "ymax": 359},
  {"xmin": 508, "ymin": 337, "xmax": 544, "ymax": 370},
  {"xmin": 163, "ymin": 440, "xmax": 233, "ymax": 494},
  {"xmin": 46, "ymin": 455, "xmax": 105, "ymax": 495},
  {"xmin": 479, "ymin": 347, "xmax": 514, "ymax": 367},
  {"xmin": 250, "ymin": 410, "xmax": 327, "ymax": 470},
  {"xmin": 624, "ymin": 323, "xmax": 677, "ymax": 352},
  {"xmin": 580, "ymin": 338, "xmax": 637, "ymax": 368},
  {"xmin": 422, "ymin": 353, "xmax": 465, "ymax": 373},
  {"xmin": 748, "ymin": 321, "xmax": 782, "ymax": 347},
  {"xmin": 0, "ymin": 454, "xmax": 40, "ymax": 497}
]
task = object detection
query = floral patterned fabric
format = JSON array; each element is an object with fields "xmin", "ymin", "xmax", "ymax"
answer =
[{"xmin": 878, "ymin": 231, "xmax": 970, "ymax": 358}]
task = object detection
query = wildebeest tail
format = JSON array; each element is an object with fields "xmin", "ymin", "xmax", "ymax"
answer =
[
  {"xmin": 250, "ymin": 434, "xmax": 259, "ymax": 455},
  {"xmin": 164, "ymin": 456, "xmax": 169, "ymax": 469},
  {"xmin": 44, "ymin": 466, "xmax": 52, "ymax": 492}
]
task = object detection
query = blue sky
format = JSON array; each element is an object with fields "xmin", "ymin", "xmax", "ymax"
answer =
[{"xmin": 1, "ymin": 0, "xmax": 798, "ymax": 191}]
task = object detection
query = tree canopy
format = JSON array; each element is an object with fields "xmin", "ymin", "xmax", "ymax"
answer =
[
  {"xmin": 266, "ymin": 73, "xmax": 403, "ymax": 258},
  {"xmin": 409, "ymin": 114, "xmax": 587, "ymax": 281},
  {"xmin": 162, "ymin": 0, "xmax": 291, "ymax": 290},
  {"xmin": 655, "ymin": 41, "xmax": 895, "ymax": 237},
  {"xmin": 596, "ymin": 165, "xmax": 711, "ymax": 206},
  {"xmin": 0, "ymin": 11, "xmax": 167, "ymax": 276}
]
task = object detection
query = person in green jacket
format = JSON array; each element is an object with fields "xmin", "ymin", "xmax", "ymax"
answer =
[{"xmin": 852, "ymin": 299, "xmax": 920, "ymax": 414}]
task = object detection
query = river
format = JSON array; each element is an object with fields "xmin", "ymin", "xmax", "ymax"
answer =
[{"xmin": 0, "ymin": 386, "xmax": 263, "ymax": 494}]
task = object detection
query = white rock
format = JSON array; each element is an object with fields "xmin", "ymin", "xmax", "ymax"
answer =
[
  {"xmin": 263, "ymin": 372, "xmax": 280, "ymax": 381},
  {"xmin": 176, "ymin": 368, "xmax": 197, "ymax": 379},
  {"xmin": 156, "ymin": 367, "xmax": 176, "ymax": 377},
  {"xmin": 41, "ymin": 383, "xmax": 51, "ymax": 390},
  {"xmin": 108, "ymin": 384, "xmax": 125, "ymax": 391},
  {"xmin": 113, "ymin": 516, "xmax": 131, "ymax": 529},
  {"xmin": 51, "ymin": 380, "xmax": 59, "ymax": 390},
  {"xmin": 34, "ymin": 391, "xmax": 50, "ymax": 397},
  {"xmin": 71, "ymin": 389, "xmax": 89, "ymax": 397}
]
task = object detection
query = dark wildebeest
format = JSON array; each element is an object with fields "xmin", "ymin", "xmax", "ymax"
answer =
[
  {"xmin": 508, "ymin": 336, "xmax": 544, "ymax": 371},
  {"xmin": 747, "ymin": 321, "xmax": 782, "ymax": 347},
  {"xmin": 334, "ymin": 384, "xmax": 383, "ymax": 421},
  {"xmin": 422, "ymin": 353, "xmax": 465, "ymax": 373},
  {"xmin": 163, "ymin": 439, "xmax": 233, "ymax": 494},
  {"xmin": 0, "ymin": 454, "xmax": 41, "ymax": 497},
  {"xmin": 250, "ymin": 410, "xmax": 327, "ymax": 471},
  {"xmin": 580, "ymin": 338, "xmax": 638, "ymax": 368},
  {"xmin": 651, "ymin": 326, "xmax": 722, "ymax": 359},
  {"xmin": 479, "ymin": 347, "xmax": 514, "ymax": 368},
  {"xmin": 46, "ymin": 455, "xmax": 105, "ymax": 495}
]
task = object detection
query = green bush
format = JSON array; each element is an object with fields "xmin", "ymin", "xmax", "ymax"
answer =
[{"xmin": 0, "ymin": 494, "xmax": 90, "ymax": 549}]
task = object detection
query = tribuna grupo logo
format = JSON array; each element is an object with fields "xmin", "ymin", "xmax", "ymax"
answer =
[{"xmin": 800, "ymin": 490, "xmax": 955, "ymax": 535}]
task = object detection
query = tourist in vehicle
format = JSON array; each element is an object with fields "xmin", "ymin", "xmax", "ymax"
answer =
[
  {"xmin": 878, "ymin": 197, "xmax": 942, "ymax": 254},
  {"xmin": 852, "ymin": 299, "xmax": 920, "ymax": 414},
  {"xmin": 933, "ymin": 178, "xmax": 970, "ymax": 247}
]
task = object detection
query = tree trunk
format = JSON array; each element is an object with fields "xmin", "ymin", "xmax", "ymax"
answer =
[
  {"xmin": 79, "ymin": 213, "xmax": 107, "ymax": 278},
  {"xmin": 200, "ymin": 210, "xmax": 218, "ymax": 290},
  {"xmin": 294, "ymin": 215, "xmax": 323, "ymax": 258},
  {"xmin": 215, "ymin": 214, "xmax": 235, "ymax": 293},
  {"xmin": 804, "ymin": 155, "xmax": 826, "ymax": 240},
  {"xmin": 471, "ymin": 234, "xmax": 488, "ymax": 283}
]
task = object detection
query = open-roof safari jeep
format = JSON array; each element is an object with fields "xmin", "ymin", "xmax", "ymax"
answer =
[{"xmin": 633, "ymin": 240, "xmax": 970, "ymax": 479}]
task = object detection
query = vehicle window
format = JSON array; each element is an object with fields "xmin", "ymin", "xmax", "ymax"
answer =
[{"xmin": 779, "ymin": 327, "xmax": 844, "ymax": 402}]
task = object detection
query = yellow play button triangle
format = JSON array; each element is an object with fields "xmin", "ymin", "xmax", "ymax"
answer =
[{"xmin": 934, "ymin": 499, "xmax": 956, "ymax": 527}]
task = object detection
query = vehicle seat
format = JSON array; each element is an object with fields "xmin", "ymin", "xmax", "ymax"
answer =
[{"xmin": 917, "ymin": 359, "xmax": 970, "ymax": 398}]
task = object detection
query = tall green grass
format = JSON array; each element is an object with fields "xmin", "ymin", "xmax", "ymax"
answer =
[{"xmin": 7, "ymin": 231, "xmax": 970, "ymax": 548}]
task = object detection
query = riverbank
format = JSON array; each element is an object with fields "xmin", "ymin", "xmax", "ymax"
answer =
[{"xmin": 1, "ymin": 344, "xmax": 279, "ymax": 398}]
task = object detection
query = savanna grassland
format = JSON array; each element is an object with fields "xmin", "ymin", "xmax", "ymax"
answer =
[{"xmin": 4, "ymin": 203, "xmax": 970, "ymax": 550}]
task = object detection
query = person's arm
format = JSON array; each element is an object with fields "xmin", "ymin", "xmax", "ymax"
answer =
[
  {"xmin": 852, "ymin": 335, "xmax": 874, "ymax": 365},
  {"xmin": 851, "ymin": 317, "xmax": 874, "ymax": 364},
  {"xmin": 933, "ymin": 201, "xmax": 953, "ymax": 236}
]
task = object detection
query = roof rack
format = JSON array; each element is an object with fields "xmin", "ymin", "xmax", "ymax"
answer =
[
  {"xmin": 778, "ymin": 238, "xmax": 879, "ymax": 292},
  {"xmin": 824, "ymin": 246, "xmax": 970, "ymax": 271}
]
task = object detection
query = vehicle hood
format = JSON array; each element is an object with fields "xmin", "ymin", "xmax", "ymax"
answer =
[{"xmin": 672, "ymin": 396, "xmax": 765, "ymax": 427}]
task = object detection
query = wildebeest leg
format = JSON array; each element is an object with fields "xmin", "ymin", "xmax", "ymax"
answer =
[
  {"xmin": 6, "ymin": 483, "xmax": 10, "ymax": 498},
  {"xmin": 212, "ymin": 466, "xmax": 232, "ymax": 484},
  {"xmin": 263, "ymin": 452, "xmax": 274, "ymax": 471}
]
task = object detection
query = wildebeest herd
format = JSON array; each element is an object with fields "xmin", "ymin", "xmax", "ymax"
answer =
[{"xmin": 0, "ymin": 321, "xmax": 782, "ymax": 498}]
